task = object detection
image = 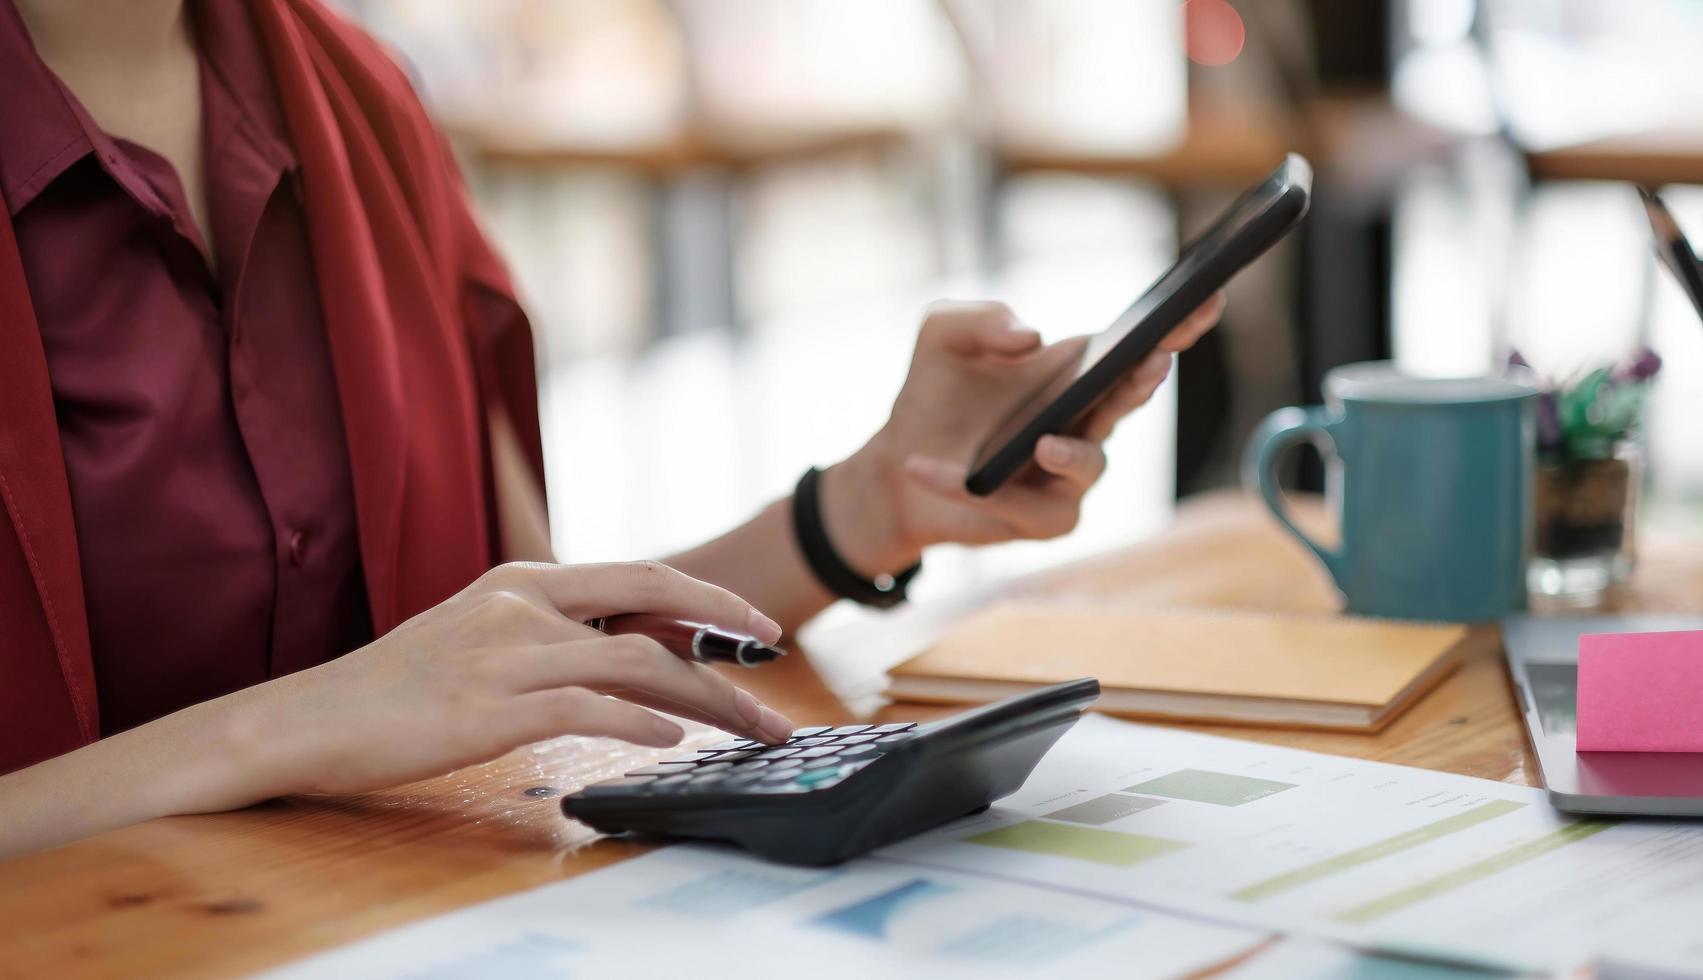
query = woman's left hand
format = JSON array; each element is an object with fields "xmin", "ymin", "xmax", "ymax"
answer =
[{"xmin": 821, "ymin": 294, "xmax": 1225, "ymax": 576}]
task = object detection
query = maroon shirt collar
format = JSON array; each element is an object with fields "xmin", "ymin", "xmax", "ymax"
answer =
[
  {"xmin": 0, "ymin": 0, "xmax": 100, "ymax": 216},
  {"xmin": 0, "ymin": 0, "xmax": 296, "ymax": 219}
]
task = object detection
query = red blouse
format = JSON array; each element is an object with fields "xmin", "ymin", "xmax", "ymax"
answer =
[
  {"xmin": 0, "ymin": 0, "xmax": 370, "ymax": 734},
  {"xmin": 0, "ymin": 0, "xmax": 545, "ymax": 773}
]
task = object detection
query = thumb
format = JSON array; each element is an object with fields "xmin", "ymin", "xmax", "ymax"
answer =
[{"xmin": 922, "ymin": 303, "xmax": 1043, "ymax": 356}]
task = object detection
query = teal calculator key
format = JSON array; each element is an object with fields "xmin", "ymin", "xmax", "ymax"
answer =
[{"xmin": 794, "ymin": 766, "xmax": 843, "ymax": 787}]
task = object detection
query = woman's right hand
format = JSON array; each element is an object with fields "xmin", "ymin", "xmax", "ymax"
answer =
[
  {"xmin": 220, "ymin": 560, "xmax": 796, "ymax": 801},
  {"xmin": 1, "ymin": 560, "xmax": 797, "ymax": 858}
]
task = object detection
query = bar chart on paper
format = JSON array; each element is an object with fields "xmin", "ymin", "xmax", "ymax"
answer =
[
  {"xmin": 261, "ymin": 845, "xmax": 1266, "ymax": 980},
  {"xmin": 880, "ymin": 715, "xmax": 1703, "ymax": 973}
]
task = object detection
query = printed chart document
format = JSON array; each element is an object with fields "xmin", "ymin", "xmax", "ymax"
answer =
[
  {"xmin": 260, "ymin": 844, "xmax": 1266, "ymax": 980},
  {"xmin": 882, "ymin": 715, "xmax": 1703, "ymax": 973}
]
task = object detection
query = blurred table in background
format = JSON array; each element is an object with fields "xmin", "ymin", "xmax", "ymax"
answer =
[
  {"xmin": 443, "ymin": 116, "xmax": 912, "ymax": 179},
  {"xmin": 994, "ymin": 98, "xmax": 1293, "ymax": 190},
  {"xmin": 1524, "ymin": 128, "xmax": 1703, "ymax": 188},
  {"xmin": 6, "ymin": 493, "xmax": 1702, "ymax": 977},
  {"xmin": 992, "ymin": 95, "xmax": 1446, "ymax": 195},
  {"xmin": 444, "ymin": 114, "xmax": 922, "ymax": 340}
]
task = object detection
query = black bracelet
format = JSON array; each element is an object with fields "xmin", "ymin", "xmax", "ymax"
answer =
[{"xmin": 791, "ymin": 466, "xmax": 921, "ymax": 608}]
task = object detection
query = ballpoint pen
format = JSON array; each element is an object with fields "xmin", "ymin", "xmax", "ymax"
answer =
[{"xmin": 586, "ymin": 613, "xmax": 786, "ymax": 668}]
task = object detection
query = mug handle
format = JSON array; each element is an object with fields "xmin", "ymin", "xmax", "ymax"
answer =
[{"xmin": 1244, "ymin": 406, "xmax": 1347, "ymax": 587}]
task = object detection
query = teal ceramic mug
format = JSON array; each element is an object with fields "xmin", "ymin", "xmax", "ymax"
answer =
[{"xmin": 1245, "ymin": 362, "xmax": 1537, "ymax": 622}]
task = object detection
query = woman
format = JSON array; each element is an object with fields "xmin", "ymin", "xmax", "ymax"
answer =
[{"xmin": 0, "ymin": 0, "xmax": 1223, "ymax": 857}]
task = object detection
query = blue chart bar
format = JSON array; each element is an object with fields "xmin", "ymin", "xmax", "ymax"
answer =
[
  {"xmin": 812, "ymin": 879, "xmax": 953, "ymax": 938},
  {"xmin": 638, "ymin": 868, "xmax": 836, "ymax": 917},
  {"xmin": 939, "ymin": 914, "xmax": 1134, "ymax": 964},
  {"xmin": 810, "ymin": 877, "xmax": 1137, "ymax": 965}
]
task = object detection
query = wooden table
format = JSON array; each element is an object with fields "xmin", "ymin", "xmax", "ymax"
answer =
[{"xmin": 4, "ymin": 494, "xmax": 1698, "ymax": 978}]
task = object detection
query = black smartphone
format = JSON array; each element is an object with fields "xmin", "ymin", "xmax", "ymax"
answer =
[
  {"xmin": 1639, "ymin": 185, "xmax": 1703, "ymax": 324},
  {"xmin": 965, "ymin": 153, "xmax": 1313, "ymax": 496}
]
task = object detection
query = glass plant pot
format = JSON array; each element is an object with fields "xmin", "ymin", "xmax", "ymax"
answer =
[{"xmin": 1528, "ymin": 442, "xmax": 1640, "ymax": 609}]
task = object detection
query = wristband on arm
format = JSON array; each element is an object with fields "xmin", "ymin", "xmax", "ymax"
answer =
[{"xmin": 791, "ymin": 467, "xmax": 922, "ymax": 609}]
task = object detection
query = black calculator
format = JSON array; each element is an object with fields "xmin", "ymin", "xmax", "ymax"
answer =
[{"xmin": 561, "ymin": 678, "xmax": 1099, "ymax": 866}]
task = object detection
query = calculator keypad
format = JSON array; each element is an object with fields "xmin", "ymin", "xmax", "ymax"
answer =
[{"xmin": 576, "ymin": 722, "xmax": 920, "ymax": 800}]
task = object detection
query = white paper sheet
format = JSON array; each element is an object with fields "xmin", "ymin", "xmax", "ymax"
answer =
[
  {"xmin": 1217, "ymin": 937, "xmax": 1508, "ymax": 979},
  {"xmin": 882, "ymin": 715, "xmax": 1703, "ymax": 974},
  {"xmin": 1596, "ymin": 933, "xmax": 1703, "ymax": 980},
  {"xmin": 258, "ymin": 843, "xmax": 1266, "ymax": 980}
]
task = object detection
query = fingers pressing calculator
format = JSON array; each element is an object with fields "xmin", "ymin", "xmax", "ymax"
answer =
[{"xmin": 561, "ymin": 678, "xmax": 1100, "ymax": 866}]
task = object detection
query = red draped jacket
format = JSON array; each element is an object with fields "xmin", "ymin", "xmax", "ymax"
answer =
[{"xmin": 0, "ymin": 0, "xmax": 544, "ymax": 773}]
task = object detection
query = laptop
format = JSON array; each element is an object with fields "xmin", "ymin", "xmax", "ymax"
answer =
[
  {"xmin": 1505, "ymin": 616, "xmax": 1703, "ymax": 815},
  {"xmin": 1501, "ymin": 190, "xmax": 1703, "ymax": 817}
]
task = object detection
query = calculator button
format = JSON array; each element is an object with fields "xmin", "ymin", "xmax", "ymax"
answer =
[
  {"xmin": 693, "ymin": 762, "xmax": 732, "ymax": 773},
  {"xmin": 867, "ymin": 723, "xmax": 917, "ymax": 734},
  {"xmin": 580, "ymin": 776, "xmax": 656, "ymax": 796},
  {"xmin": 794, "ymin": 746, "xmax": 839, "ymax": 758},
  {"xmin": 686, "ymin": 770, "xmax": 729, "ymax": 786},
  {"xmin": 713, "ymin": 750, "xmax": 761, "ymax": 763},
  {"xmin": 749, "ymin": 781, "xmax": 813, "ymax": 794},
  {"xmin": 874, "ymin": 732, "xmax": 917, "ymax": 745},
  {"xmin": 794, "ymin": 767, "xmax": 845, "ymax": 788},
  {"xmin": 827, "ymin": 725, "xmax": 875, "ymax": 736},
  {"xmin": 703, "ymin": 738, "xmax": 760, "ymax": 752},
  {"xmin": 755, "ymin": 746, "xmax": 802, "ymax": 759},
  {"xmin": 838, "ymin": 743, "xmax": 880, "ymax": 759},
  {"xmin": 835, "ymin": 733, "xmax": 881, "ymax": 745},
  {"xmin": 728, "ymin": 759, "xmax": 772, "ymax": 771},
  {"xmin": 758, "ymin": 768, "xmax": 803, "ymax": 783},
  {"xmin": 790, "ymin": 736, "xmax": 835, "ymax": 747},
  {"xmin": 763, "ymin": 757, "xmax": 805, "ymax": 772},
  {"xmin": 789, "ymin": 726, "xmax": 833, "ymax": 739},
  {"xmin": 801, "ymin": 756, "xmax": 842, "ymax": 769}
]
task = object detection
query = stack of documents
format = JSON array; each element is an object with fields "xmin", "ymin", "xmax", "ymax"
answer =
[{"xmin": 266, "ymin": 717, "xmax": 1703, "ymax": 979}]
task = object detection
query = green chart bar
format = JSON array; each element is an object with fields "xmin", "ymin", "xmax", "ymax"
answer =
[
  {"xmin": 1230, "ymin": 800, "xmax": 1528, "ymax": 903},
  {"xmin": 966, "ymin": 821, "xmax": 1190, "ymax": 868},
  {"xmin": 1126, "ymin": 769, "xmax": 1296, "ymax": 807},
  {"xmin": 1336, "ymin": 819, "xmax": 1616, "ymax": 924}
]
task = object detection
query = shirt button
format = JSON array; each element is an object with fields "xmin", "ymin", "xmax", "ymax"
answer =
[{"xmin": 287, "ymin": 530, "xmax": 306, "ymax": 566}]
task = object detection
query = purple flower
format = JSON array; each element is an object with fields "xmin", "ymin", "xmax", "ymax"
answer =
[
  {"xmin": 1536, "ymin": 391, "xmax": 1562, "ymax": 453},
  {"xmin": 1616, "ymin": 347, "xmax": 1663, "ymax": 383}
]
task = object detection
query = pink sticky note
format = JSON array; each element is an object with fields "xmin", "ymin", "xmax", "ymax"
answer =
[{"xmin": 1577, "ymin": 630, "xmax": 1703, "ymax": 752}]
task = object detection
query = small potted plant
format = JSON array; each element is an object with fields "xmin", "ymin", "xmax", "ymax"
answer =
[{"xmin": 1509, "ymin": 348, "xmax": 1662, "ymax": 606}]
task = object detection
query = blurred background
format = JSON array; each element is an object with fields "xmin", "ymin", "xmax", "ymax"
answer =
[{"xmin": 335, "ymin": 0, "xmax": 1703, "ymax": 631}]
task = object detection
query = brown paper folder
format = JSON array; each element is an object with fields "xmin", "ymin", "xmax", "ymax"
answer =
[{"xmin": 887, "ymin": 603, "xmax": 1477, "ymax": 732}]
